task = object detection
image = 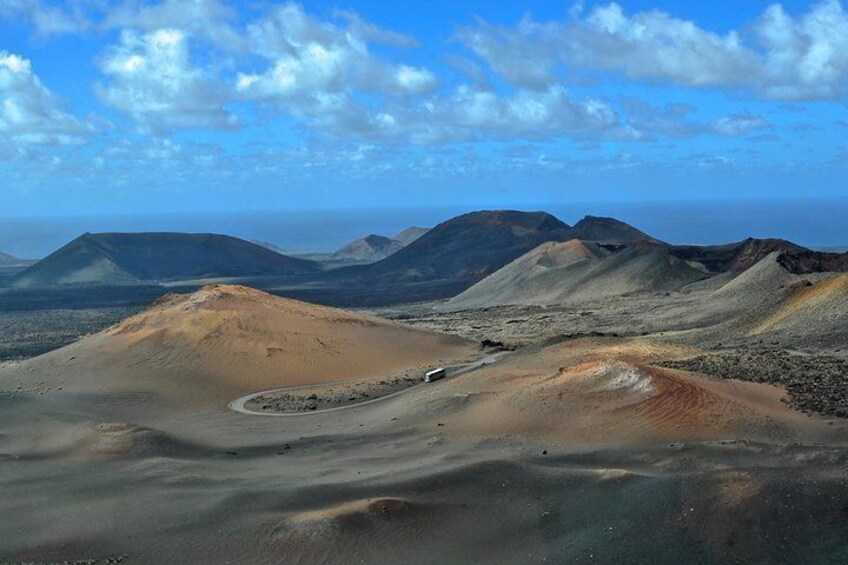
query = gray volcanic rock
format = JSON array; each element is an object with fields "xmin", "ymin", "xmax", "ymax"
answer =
[
  {"xmin": 392, "ymin": 226, "xmax": 430, "ymax": 246},
  {"xmin": 331, "ymin": 234, "xmax": 404, "ymax": 263},
  {"xmin": 777, "ymin": 250, "xmax": 848, "ymax": 273},
  {"xmin": 12, "ymin": 232, "xmax": 319, "ymax": 287},
  {"xmin": 660, "ymin": 350, "xmax": 848, "ymax": 418},
  {"xmin": 444, "ymin": 240, "xmax": 707, "ymax": 310}
]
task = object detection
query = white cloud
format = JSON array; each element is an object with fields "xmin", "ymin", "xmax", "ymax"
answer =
[
  {"xmin": 710, "ymin": 114, "xmax": 771, "ymax": 137},
  {"xmin": 96, "ymin": 28, "xmax": 238, "ymax": 132},
  {"xmin": 235, "ymin": 3, "xmax": 438, "ymax": 111},
  {"xmin": 457, "ymin": 0, "xmax": 848, "ymax": 101},
  {"xmin": 575, "ymin": 4, "xmax": 755, "ymax": 87},
  {"xmin": 756, "ymin": 1, "xmax": 848, "ymax": 99},
  {"xmin": 0, "ymin": 51, "xmax": 91, "ymax": 145},
  {"xmin": 420, "ymin": 85, "xmax": 625, "ymax": 142},
  {"xmin": 395, "ymin": 65, "xmax": 438, "ymax": 94},
  {"xmin": 319, "ymin": 85, "xmax": 633, "ymax": 144},
  {"xmin": 0, "ymin": 0, "xmax": 91, "ymax": 35},
  {"xmin": 3, "ymin": 1, "xmax": 794, "ymax": 145},
  {"xmin": 230, "ymin": 4, "xmax": 629, "ymax": 143},
  {"xmin": 456, "ymin": 7, "xmax": 755, "ymax": 90},
  {"xmin": 103, "ymin": 0, "xmax": 245, "ymax": 50},
  {"xmin": 455, "ymin": 17, "xmax": 562, "ymax": 90}
]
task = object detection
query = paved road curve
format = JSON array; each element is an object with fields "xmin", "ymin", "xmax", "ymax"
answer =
[{"xmin": 228, "ymin": 351, "xmax": 511, "ymax": 417}]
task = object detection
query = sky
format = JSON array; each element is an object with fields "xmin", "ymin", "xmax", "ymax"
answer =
[{"xmin": 1, "ymin": 0, "xmax": 847, "ymax": 217}]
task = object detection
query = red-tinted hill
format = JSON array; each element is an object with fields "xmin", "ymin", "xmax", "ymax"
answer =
[{"xmin": 672, "ymin": 237, "xmax": 807, "ymax": 273}]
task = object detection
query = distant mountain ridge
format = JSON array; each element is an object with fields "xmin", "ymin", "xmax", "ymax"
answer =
[
  {"xmin": 0, "ymin": 251, "xmax": 27, "ymax": 266},
  {"xmin": 12, "ymin": 232, "xmax": 318, "ymax": 287},
  {"xmin": 253, "ymin": 228, "xmax": 429, "ymax": 267},
  {"xmin": 10, "ymin": 210, "xmax": 841, "ymax": 307},
  {"xmin": 331, "ymin": 210, "xmax": 575, "ymax": 287},
  {"xmin": 6, "ymin": 211, "xmax": 662, "ymax": 296}
]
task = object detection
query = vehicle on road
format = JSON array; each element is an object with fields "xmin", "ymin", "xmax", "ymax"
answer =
[{"xmin": 424, "ymin": 367, "xmax": 446, "ymax": 382}]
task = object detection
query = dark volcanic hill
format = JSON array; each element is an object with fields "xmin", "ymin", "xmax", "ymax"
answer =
[
  {"xmin": 777, "ymin": 250, "xmax": 848, "ymax": 274},
  {"xmin": 672, "ymin": 237, "xmax": 807, "ymax": 273},
  {"xmin": 333, "ymin": 211, "xmax": 574, "ymax": 288},
  {"xmin": 569, "ymin": 215, "xmax": 661, "ymax": 243},
  {"xmin": 331, "ymin": 234, "xmax": 404, "ymax": 263},
  {"xmin": 12, "ymin": 232, "xmax": 319, "ymax": 287}
]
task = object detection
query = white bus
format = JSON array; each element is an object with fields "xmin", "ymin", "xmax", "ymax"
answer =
[{"xmin": 424, "ymin": 368, "xmax": 446, "ymax": 382}]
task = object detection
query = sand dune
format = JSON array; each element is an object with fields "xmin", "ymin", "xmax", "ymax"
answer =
[{"xmin": 4, "ymin": 284, "xmax": 476, "ymax": 407}]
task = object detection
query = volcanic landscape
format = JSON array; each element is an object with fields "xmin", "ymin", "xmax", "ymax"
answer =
[{"xmin": 1, "ymin": 210, "xmax": 846, "ymax": 564}]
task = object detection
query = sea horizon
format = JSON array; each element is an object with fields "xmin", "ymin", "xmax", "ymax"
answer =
[{"xmin": 3, "ymin": 197, "xmax": 848, "ymax": 260}]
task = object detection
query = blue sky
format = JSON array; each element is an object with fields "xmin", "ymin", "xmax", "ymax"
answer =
[{"xmin": 1, "ymin": 0, "xmax": 847, "ymax": 217}]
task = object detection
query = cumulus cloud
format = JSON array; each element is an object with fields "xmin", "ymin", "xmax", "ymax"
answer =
[
  {"xmin": 102, "ymin": 0, "xmax": 245, "ymax": 50},
  {"xmin": 96, "ymin": 28, "xmax": 238, "ymax": 132},
  {"xmin": 0, "ymin": 51, "xmax": 91, "ymax": 145},
  {"xmin": 230, "ymin": 4, "xmax": 632, "ymax": 143},
  {"xmin": 3, "ymin": 1, "xmax": 796, "ymax": 145},
  {"xmin": 0, "ymin": 0, "xmax": 91, "ymax": 35},
  {"xmin": 408, "ymin": 85, "xmax": 628, "ymax": 143},
  {"xmin": 756, "ymin": 1, "xmax": 848, "ymax": 99},
  {"xmin": 457, "ymin": 0, "xmax": 848, "ymax": 101},
  {"xmin": 455, "ymin": 17, "xmax": 563, "ymax": 90},
  {"xmin": 256, "ymin": 84, "xmax": 631, "ymax": 144},
  {"xmin": 236, "ymin": 3, "xmax": 438, "ymax": 105}
]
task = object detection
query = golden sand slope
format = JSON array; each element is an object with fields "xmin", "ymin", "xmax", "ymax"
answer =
[
  {"xmin": 4, "ymin": 285, "xmax": 476, "ymax": 407},
  {"xmin": 749, "ymin": 274, "xmax": 848, "ymax": 335},
  {"xmin": 420, "ymin": 338, "xmax": 834, "ymax": 446}
]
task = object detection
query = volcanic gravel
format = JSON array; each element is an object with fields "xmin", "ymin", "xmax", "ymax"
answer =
[{"xmin": 658, "ymin": 350, "xmax": 848, "ymax": 418}]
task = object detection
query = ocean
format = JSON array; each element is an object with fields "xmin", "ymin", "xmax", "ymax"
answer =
[{"xmin": 2, "ymin": 199, "xmax": 847, "ymax": 260}]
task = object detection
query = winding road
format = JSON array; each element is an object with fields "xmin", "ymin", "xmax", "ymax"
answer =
[{"xmin": 228, "ymin": 350, "xmax": 511, "ymax": 417}]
